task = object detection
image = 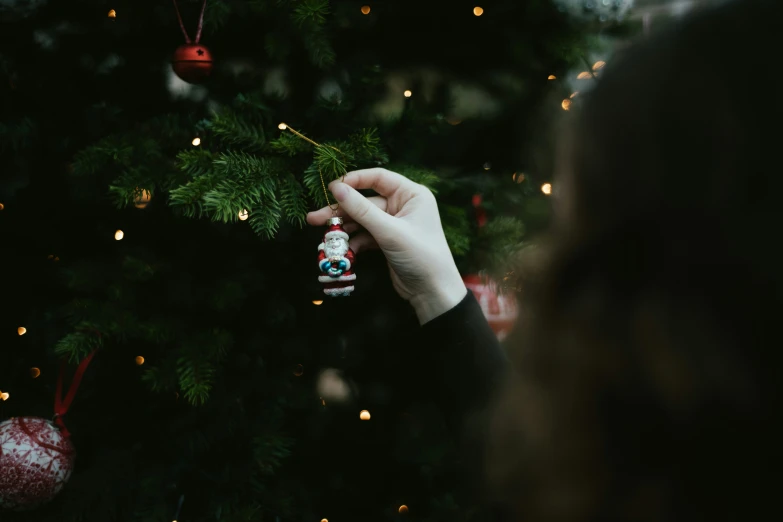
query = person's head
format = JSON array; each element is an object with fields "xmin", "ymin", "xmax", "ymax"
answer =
[{"xmin": 490, "ymin": 1, "xmax": 783, "ymax": 520}]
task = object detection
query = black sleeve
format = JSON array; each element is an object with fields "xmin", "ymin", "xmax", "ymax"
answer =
[
  {"xmin": 419, "ymin": 290, "xmax": 512, "ymax": 520},
  {"xmin": 420, "ymin": 289, "xmax": 509, "ymax": 427}
]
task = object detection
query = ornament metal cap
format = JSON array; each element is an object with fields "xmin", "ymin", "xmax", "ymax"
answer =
[{"xmin": 326, "ymin": 216, "xmax": 343, "ymax": 226}]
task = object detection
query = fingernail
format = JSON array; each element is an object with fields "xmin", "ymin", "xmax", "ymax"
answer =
[{"xmin": 330, "ymin": 182, "xmax": 347, "ymax": 201}]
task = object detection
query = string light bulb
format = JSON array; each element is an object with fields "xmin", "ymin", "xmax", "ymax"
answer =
[
  {"xmin": 312, "ymin": 300, "xmax": 324, "ymax": 306},
  {"xmin": 361, "ymin": 5, "xmax": 371, "ymax": 14},
  {"xmin": 134, "ymin": 189, "xmax": 152, "ymax": 209},
  {"xmin": 135, "ymin": 356, "xmax": 145, "ymax": 366},
  {"xmin": 570, "ymin": 92, "xmax": 579, "ymax": 99},
  {"xmin": 512, "ymin": 172, "xmax": 525, "ymax": 184},
  {"xmin": 191, "ymin": 137, "xmax": 201, "ymax": 146},
  {"xmin": 294, "ymin": 364, "xmax": 304, "ymax": 377},
  {"xmin": 541, "ymin": 183, "xmax": 552, "ymax": 195},
  {"xmin": 483, "ymin": 162, "xmax": 491, "ymax": 171},
  {"xmin": 108, "ymin": 9, "xmax": 116, "ymax": 19},
  {"xmin": 30, "ymin": 368, "xmax": 41, "ymax": 379},
  {"xmin": 473, "ymin": 6, "xmax": 484, "ymax": 16},
  {"xmin": 403, "ymin": 90, "xmax": 412, "ymax": 98},
  {"xmin": 278, "ymin": 123, "xmax": 287, "ymax": 130},
  {"xmin": 238, "ymin": 209, "xmax": 249, "ymax": 221},
  {"xmin": 0, "ymin": 392, "xmax": 9, "ymax": 401},
  {"xmin": 114, "ymin": 229, "xmax": 124, "ymax": 240},
  {"xmin": 18, "ymin": 327, "xmax": 27, "ymax": 336},
  {"xmin": 577, "ymin": 71, "xmax": 592, "ymax": 80},
  {"xmin": 321, "ymin": 519, "xmax": 328, "ymax": 522},
  {"xmin": 561, "ymin": 99, "xmax": 571, "ymax": 111},
  {"xmin": 547, "ymin": 74, "xmax": 556, "ymax": 80},
  {"xmin": 0, "ymin": 202, "xmax": 4, "ymax": 210},
  {"xmin": 593, "ymin": 60, "xmax": 606, "ymax": 71},
  {"xmin": 360, "ymin": 409, "xmax": 371, "ymax": 420}
]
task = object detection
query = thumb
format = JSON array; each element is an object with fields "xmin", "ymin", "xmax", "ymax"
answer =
[{"xmin": 330, "ymin": 181, "xmax": 394, "ymax": 237}]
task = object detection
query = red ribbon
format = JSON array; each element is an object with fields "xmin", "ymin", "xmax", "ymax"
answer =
[
  {"xmin": 54, "ymin": 351, "xmax": 96, "ymax": 438},
  {"xmin": 172, "ymin": 0, "xmax": 208, "ymax": 44}
]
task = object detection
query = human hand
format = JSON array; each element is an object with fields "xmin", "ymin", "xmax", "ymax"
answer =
[{"xmin": 307, "ymin": 168, "xmax": 467, "ymax": 324}]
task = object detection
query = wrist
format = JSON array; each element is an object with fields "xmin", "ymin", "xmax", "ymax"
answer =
[{"xmin": 411, "ymin": 268, "xmax": 467, "ymax": 325}]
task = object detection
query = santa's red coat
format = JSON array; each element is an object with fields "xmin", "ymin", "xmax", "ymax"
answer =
[{"xmin": 318, "ymin": 248, "xmax": 356, "ymax": 295}]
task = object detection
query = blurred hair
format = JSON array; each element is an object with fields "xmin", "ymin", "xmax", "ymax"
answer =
[{"xmin": 488, "ymin": 1, "xmax": 783, "ymax": 520}]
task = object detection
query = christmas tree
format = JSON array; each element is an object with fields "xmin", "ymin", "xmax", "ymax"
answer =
[{"xmin": 1, "ymin": 1, "xmax": 615, "ymax": 520}]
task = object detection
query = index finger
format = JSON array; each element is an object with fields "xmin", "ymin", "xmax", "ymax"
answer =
[{"xmin": 331, "ymin": 168, "xmax": 421, "ymax": 198}]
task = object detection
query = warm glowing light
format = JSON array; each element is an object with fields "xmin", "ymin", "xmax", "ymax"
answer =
[
  {"xmin": 17, "ymin": 327, "xmax": 26, "ymax": 336},
  {"xmin": 30, "ymin": 368, "xmax": 41, "ymax": 379},
  {"xmin": 541, "ymin": 183, "xmax": 552, "ymax": 195},
  {"xmin": 483, "ymin": 162, "xmax": 491, "ymax": 171},
  {"xmin": 403, "ymin": 90, "xmax": 412, "ymax": 98},
  {"xmin": 321, "ymin": 519, "xmax": 328, "ymax": 522},
  {"xmin": 108, "ymin": 9, "xmax": 116, "ymax": 18},
  {"xmin": 312, "ymin": 300, "xmax": 324, "ymax": 306},
  {"xmin": 238, "ymin": 209, "xmax": 249, "ymax": 221},
  {"xmin": 134, "ymin": 189, "xmax": 152, "ymax": 209},
  {"xmin": 513, "ymin": 172, "xmax": 525, "ymax": 184},
  {"xmin": 192, "ymin": 137, "xmax": 201, "ymax": 146},
  {"xmin": 399, "ymin": 505, "xmax": 409, "ymax": 514},
  {"xmin": 361, "ymin": 5, "xmax": 371, "ymax": 14},
  {"xmin": 0, "ymin": 392, "xmax": 9, "ymax": 401},
  {"xmin": 294, "ymin": 364, "xmax": 304, "ymax": 377},
  {"xmin": 570, "ymin": 92, "xmax": 579, "ymax": 98},
  {"xmin": 473, "ymin": 6, "xmax": 484, "ymax": 16},
  {"xmin": 577, "ymin": 71, "xmax": 592, "ymax": 80},
  {"xmin": 360, "ymin": 409, "xmax": 371, "ymax": 420},
  {"xmin": 278, "ymin": 123, "xmax": 287, "ymax": 130},
  {"xmin": 593, "ymin": 60, "xmax": 606, "ymax": 71},
  {"xmin": 561, "ymin": 99, "xmax": 571, "ymax": 111},
  {"xmin": 321, "ymin": 397, "xmax": 326, "ymax": 406},
  {"xmin": 547, "ymin": 75, "xmax": 556, "ymax": 80},
  {"xmin": 135, "ymin": 356, "xmax": 145, "ymax": 366},
  {"xmin": 114, "ymin": 229, "xmax": 124, "ymax": 240},
  {"xmin": 0, "ymin": 203, "xmax": 4, "ymax": 210}
]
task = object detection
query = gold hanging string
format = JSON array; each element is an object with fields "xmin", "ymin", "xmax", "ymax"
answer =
[{"xmin": 279, "ymin": 123, "xmax": 346, "ymax": 212}]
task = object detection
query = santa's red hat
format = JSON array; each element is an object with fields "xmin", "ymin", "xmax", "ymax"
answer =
[{"xmin": 323, "ymin": 217, "xmax": 349, "ymax": 242}]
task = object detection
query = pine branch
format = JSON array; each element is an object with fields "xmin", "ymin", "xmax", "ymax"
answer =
[
  {"xmin": 314, "ymin": 145, "xmax": 350, "ymax": 178},
  {"xmin": 303, "ymin": 162, "xmax": 329, "ymax": 207},
  {"xmin": 303, "ymin": 29, "xmax": 336, "ymax": 68},
  {"xmin": 291, "ymin": 0, "xmax": 329, "ymax": 26},
  {"xmin": 176, "ymin": 149, "xmax": 216, "ymax": 177},
  {"xmin": 248, "ymin": 195, "xmax": 282, "ymax": 239},
  {"xmin": 54, "ymin": 327, "xmax": 105, "ymax": 362},
  {"xmin": 441, "ymin": 206, "xmax": 471, "ymax": 257},
  {"xmin": 270, "ymin": 132, "xmax": 311, "ymax": 157},
  {"xmin": 208, "ymin": 111, "xmax": 266, "ymax": 151},
  {"xmin": 176, "ymin": 355, "xmax": 215, "ymax": 406},
  {"xmin": 278, "ymin": 172, "xmax": 309, "ymax": 226},
  {"xmin": 168, "ymin": 175, "xmax": 220, "ymax": 218},
  {"xmin": 393, "ymin": 164, "xmax": 441, "ymax": 194}
]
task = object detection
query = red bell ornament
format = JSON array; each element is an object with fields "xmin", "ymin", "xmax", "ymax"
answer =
[
  {"xmin": 172, "ymin": 43, "xmax": 213, "ymax": 84},
  {"xmin": 170, "ymin": 0, "xmax": 212, "ymax": 84}
]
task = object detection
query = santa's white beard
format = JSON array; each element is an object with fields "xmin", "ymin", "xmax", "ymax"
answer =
[{"xmin": 324, "ymin": 243, "xmax": 348, "ymax": 258}]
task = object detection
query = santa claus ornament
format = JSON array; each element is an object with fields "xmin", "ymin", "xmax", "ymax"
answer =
[
  {"xmin": 318, "ymin": 217, "xmax": 356, "ymax": 296},
  {"xmin": 171, "ymin": 0, "xmax": 213, "ymax": 84},
  {"xmin": 0, "ymin": 351, "xmax": 95, "ymax": 511},
  {"xmin": 278, "ymin": 124, "xmax": 358, "ymax": 297}
]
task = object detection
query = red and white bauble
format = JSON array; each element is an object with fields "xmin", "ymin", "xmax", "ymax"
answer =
[
  {"xmin": 463, "ymin": 274, "xmax": 518, "ymax": 341},
  {"xmin": 0, "ymin": 417, "xmax": 75, "ymax": 511}
]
